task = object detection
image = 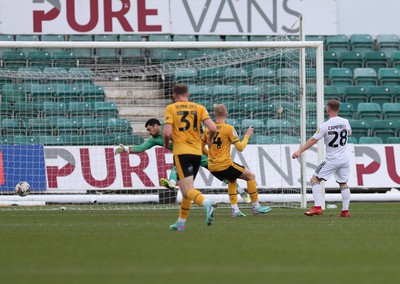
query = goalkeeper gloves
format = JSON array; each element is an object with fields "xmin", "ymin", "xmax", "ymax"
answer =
[{"xmin": 115, "ymin": 144, "xmax": 129, "ymax": 155}]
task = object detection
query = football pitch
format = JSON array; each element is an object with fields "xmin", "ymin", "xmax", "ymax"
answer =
[{"xmin": 0, "ymin": 203, "xmax": 399, "ymax": 284}]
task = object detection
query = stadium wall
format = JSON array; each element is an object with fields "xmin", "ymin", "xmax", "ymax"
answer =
[
  {"xmin": 0, "ymin": 145, "xmax": 399, "ymax": 192},
  {"xmin": 0, "ymin": 0, "xmax": 397, "ymax": 36}
]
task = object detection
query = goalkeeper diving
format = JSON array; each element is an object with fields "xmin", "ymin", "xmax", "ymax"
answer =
[{"xmin": 114, "ymin": 118, "xmax": 251, "ymax": 203}]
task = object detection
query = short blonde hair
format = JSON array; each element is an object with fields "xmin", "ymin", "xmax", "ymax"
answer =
[{"xmin": 213, "ymin": 104, "xmax": 227, "ymax": 117}]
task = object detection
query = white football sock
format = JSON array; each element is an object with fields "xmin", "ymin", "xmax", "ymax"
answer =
[
  {"xmin": 311, "ymin": 182, "xmax": 323, "ymax": 207},
  {"xmin": 341, "ymin": 187, "xmax": 351, "ymax": 211}
]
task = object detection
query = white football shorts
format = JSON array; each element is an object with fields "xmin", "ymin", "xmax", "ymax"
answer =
[{"xmin": 314, "ymin": 160, "xmax": 350, "ymax": 184}]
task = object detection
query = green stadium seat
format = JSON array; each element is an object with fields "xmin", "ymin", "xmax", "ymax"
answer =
[
  {"xmin": 174, "ymin": 68, "xmax": 197, "ymax": 84},
  {"xmin": 339, "ymin": 102, "xmax": 355, "ymax": 119},
  {"xmin": 41, "ymin": 34, "xmax": 65, "ymax": 55},
  {"xmin": 280, "ymin": 135, "xmax": 301, "ymax": 144},
  {"xmin": 30, "ymin": 84, "xmax": 56, "ymax": 102},
  {"xmin": 94, "ymin": 34, "xmax": 119, "ymax": 64},
  {"xmin": 343, "ymin": 86, "xmax": 368, "ymax": 110},
  {"xmin": 363, "ymin": 51, "xmax": 388, "ymax": 73},
  {"xmin": 326, "ymin": 35, "xmax": 350, "ymax": 54},
  {"xmin": 52, "ymin": 51, "xmax": 78, "ymax": 68},
  {"xmin": 69, "ymin": 34, "xmax": 94, "ymax": 64},
  {"xmin": 324, "ymin": 51, "xmax": 339, "ymax": 79},
  {"xmin": 251, "ymin": 67, "xmax": 275, "ymax": 87},
  {"xmin": 62, "ymin": 134, "xmax": 91, "ymax": 146},
  {"xmin": 107, "ymin": 118, "xmax": 132, "ymax": 134},
  {"xmin": 15, "ymin": 35, "xmax": 40, "ymax": 54},
  {"xmin": 69, "ymin": 68, "xmax": 94, "ymax": 86},
  {"xmin": 390, "ymin": 51, "xmax": 400, "ymax": 69},
  {"xmin": 256, "ymin": 135, "xmax": 280, "ymax": 144},
  {"xmin": 329, "ymin": 68, "xmax": 353, "ymax": 93},
  {"xmin": 324, "ymin": 85, "xmax": 341, "ymax": 101},
  {"xmin": 37, "ymin": 135, "xmax": 64, "ymax": 145},
  {"xmin": 382, "ymin": 103, "xmax": 400, "ymax": 120},
  {"xmin": 347, "ymin": 136, "xmax": 358, "ymax": 144},
  {"xmin": 378, "ymin": 68, "xmax": 400, "ymax": 86},
  {"xmin": 197, "ymin": 35, "xmax": 221, "ymax": 42},
  {"xmin": 42, "ymin": 101, "xmax": 67, "ymax": 117},
  {"xmin": 359, "ymin": 136, "xmax": 383, "ymax": 144},
  {"xmin": 187, "ymin": 84, "xmax": 212, "ymax": 101},
  {"xmin": 1, "ymin": 118, "xmax": 27, "ymax": 135},
  {"xmin": 393, "ymin": 86, "xmax": 400, "ymax": 103},
  {"xmin": 276, "ymin": 68, "xmax": 299, "ymax": 83},
  {"xmin": 0, "ymin": 102, "xmax": 13, "ymax": 118},
  {"xmin": 386, "ymin": 137, "xmax": 400, "ymax": 144},
  {"xmin": 368, "ymin": 86, "xmax": 393, "ymax": 108},
  {"xmin": 241, "ymin": 118, "xmax": 265, "ymax": 134},
  {"xmin": 353, "ymin": 68, "xmax": 378, "ymax": 87},
  {"xmin": 81, "ymin": 117, "xmax": 108, "ymax": 134},
  {"xmin": 225, "ymin": 35, "xmax": 248, "ymax": 41},
  {"xmin": 376, "ymin": 34, "xmax": 399, "ymax": 57},
  {"xmin": 81, "ymin": 84, "xmax": 105, "ymax": 102},
  {"xmin": 237, "ymin": 85, "xmax": 262, "ymax": 100},
  {"xmin": 0, "ymin": 135, "xmax": 13, "ymax": 144},
  {"xmin": 18, "ymin": 67, "xmax": 42, "ymax": 86},
  {"xmin": 225, "ymin": 118, "xmax": 240, "ymax": 129},
  {"xmin": 348, "ymin": 119, "xmax": 370, "ymax": 140},
  {"xmin": 13, "ymin": 101, "xmax": 43, "ymax": 118},
  {"xmin": 230, "ymin": 100, "xmax": 255, "ymax": 119},
  {"xmin": 250, "ymin": 35, "xmax": 275, "ymax": 41},
  {"xmin": 55, "ymin": 84, "xmax": 81, "ymax": 103},
  {"xmin": 111, "ymin": 132, "xmax": 144, "ymax": 145},
  {"xmin": 88, "ymin": 133, "xmax": 115, "ymax": 145},
  {"xmin": 55, "ymin": 117, "xmax": 81, "ymax": 136},
  {"xmin": 68, "ymin": 101, "xmax": 92, "ymax": 117},
  {"xmin": 356, "ymin": 102, "xmax": 382, "ymax": 122},
  {"xmin": 27, "ymin": 118, "xmax": 54, "ymax": 136},
  {"xmin": 1, "ymin": 84, "xmax": 26, "ymax": 103},
  {"xmin": 371, "ymin": 119, "xmax": 397, "ymax": 143},
  {"xmin": 148, "ymin": 34, "xmax": 172, "ymax": 64},
  {"xmin": 13, "ymin": 135, "xmax": 37, "ymax": 145},
  {"xmin": 198, "ymin": 67, "xmax": 225, "ymax": 84},
  {"xmin": 212, "ymin": 85, "xmax": 236, "ymax": 101},
  {"xmin": 1, "ymin": 51, "xmax": 27, "ymax": 70},
  {"xmin": 43, "ymin": 67, "xmax": 69, "ymax": 85},
  {"xmin": 93, "ymin": 101, "xmax": 118, "ymax": 118},
  {"xmin": 224, "ymin": 68, "xmax": 248, "ymax": 86},
  {"xmin": 339, "ymin": 51, "xmax": 363, "ymax": 73},
  {"xmin": 173, "ymin": 34, "xmax": 196, "ymax": 42},
  {"xmin": 0, "ymin": 34, "xmax": 14, "ymax": 58},
  {"xmin": 27, "ymin": 51, "xmax": 52, "ymax": 70},
  {"xmin": 119, "ymin": 34, "xmax": 144, "ymax": 64},
  {"xmin": 350, "ymin": 34, "xmax": 374, "ymax": 55},
  {"xmin": 266, "ymin": 119, "xmax": 292, "ymax": 136}
]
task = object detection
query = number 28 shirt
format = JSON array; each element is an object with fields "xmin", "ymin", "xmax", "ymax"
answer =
[{"xmin": 313, "ymin": 116, "xmax": 352, "ymax": 163}]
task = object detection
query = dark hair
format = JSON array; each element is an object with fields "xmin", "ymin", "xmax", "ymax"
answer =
[
  {"xmin": 327, "ymin": 99, "xmax": 340, "ymax": 112},
  {"xmin": 145, "ymin": 118, "xmax": 161, "ymax": 127},
  {"xmin": 173, "ymin": 84, "xmax": 188, "ymax": 96}
]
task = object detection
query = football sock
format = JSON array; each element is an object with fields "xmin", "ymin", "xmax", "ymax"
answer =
[
  {"xmin": 247, "ymin": 180, "xmax": 258, "ymax": 203},
  {"xmin": 311, "ymin": 182, "xmax": 323, "ymax": 207},
  {"xmin": 178, "ymin": 197, "xmax": 192, "ymax": 221},
  {"xmin": 236, "ymin": 184, "xmax": 244, "ymax": 195},
  {"xmin": 169, "ymin": 166, "xmax": 178, "ymax": 183},
  {"xmin": 228, "ymin": 181, "xmax": 238, "ymax": 205},
  {"xmin": 187, "ymin": 188, "xmax": 205, "ymax": 206},
  {"xmin": 231, "ymin": 204, "xmax": 240, "ymax": 212},
  {"xmin": 341, "ymin": 186, "xmax": 351, "ymax": 211}
]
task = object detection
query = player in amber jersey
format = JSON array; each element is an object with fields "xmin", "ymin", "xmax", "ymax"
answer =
[
  {"xmin": 202, "ymin": 104, "xmax": 271, "ymax": 217},
  {"xmin": 292, "ymin": 99, "xmax": 352, "ymax": 218},
  {"xmin": 164, "ymin": 84, "xmax": 217, "ymax": 231}
]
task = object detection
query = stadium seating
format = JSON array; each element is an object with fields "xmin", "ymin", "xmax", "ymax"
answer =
[
  {"xmin": 69, "ymin": 34, "xmax": 94, "ymax": 64},
  {"xmin": 1, "ymin": 50, "xmax": 26, "ymax": 69},
  {"xmin": 13, "ymin": 101, "xmax": 43, "ymax": 118},
  {"xmin": 324, "ymin": 51, "xmax": 339, "ymax": 79},
  {"xmin": 187, "ymin": 84, "xmax": 212, "ymax": 101},
  {"xmin": 174, "ymin": 68, "xmax": 198, "ymax": 84},
  {"xmin": 353, "ymin": 68, "xmax": 378, "ymax": 87},
  {"xmin": 52, "ymin": 51, "xmax": 78, "ymax": 68},
  {"xmin": 386, "ymin": 137, "xmax": 400, "ymax": 144},
  {"xmin": 42, "ymin": 101, "xmax": 67, "ymax": 117},
  {"xmin": 376, "ymin": 34, "xmax": 399, "ymax": 57},
  {"xmin": 339, "ymin": 102, "xmax": 355, "ymax": 119},
  {"xmin": 55, "ymin": 84, "xmax": 81, "ymax": 103},
  {"xmin": 107, "ymin": 118, "xmax": 133, "ymax": 134},
  {"xmin": 378, "ymin": 68, "xmax": 400, "ymax": 86},
  {"xmin": 41, "ymin": 34, "xmax": 65, "ymax": 55},
  {"xmin": 348, "ymin": 119, "xmax": 370, "ymax": 140},
  {"xmin": 329, "ymin": 68, "xmax": 353, "ymax": 93},
  {"xmin": 119, "ymin": 34, "xmax": 144, "ymax": 65},
  {"xmin": 224, "ymin": 67, "xmax": 248, "ymax": 86},
  {"xmin": 1, "ymin": 118, "xmax": 27, "ymax": 135},
  {"xmin": 237, "ymin": 85, "xmax": 262, "ymax": 100},
  {"xmin": 368, "ymin": 86, "xmax": 393, "ymax": 108},
  {"xmin": 343, "ymin": 86, "xmax": 368, "ymax": 110},
  {"xmin": 37, "ymin": 135, "xmax": 64, "ymax": 146},
  {"xmin": 356, "ymin": 102, "xmax": 382, "ymax": 122},
  {"xmin": 68, "ymin": 102, "xmax": 92, "ymax": 117},
  {"xmin": 324, "ymin": 85, "xmax": 341, "ymax": 101},
  {"xmin": 363, "ymin": 51, "xmax": 388, "ymax": 73},
  {"xmin": 326, "ymin": 35, "xmax": 350, "ymax": 54},
  {"xmin": 370, "ymin": 119, "xmax": 397, "ymax": 143},
  {"xmin": 350, "ymin": 34, "xmax": 374, "ymax": 55},
  {"xmin": 382, "ymin": 103, "xmax": 400, "ymax": 120},
  {"xmin": 94, "ymin": 34, "xmax": 119, "ymax": 65},
  {"xmin": 359, "ymin": 136, "xmax": 383, "ymax": 144},
  {"xmin": 27, "ymin": 51, "xmax": 52, "ymax": 70},
  {"xmin": 256, "ymin": 135, "xmax": 280, "ymax": 144},
  {"xmin": 13, "ymin": 135, "xmax": 37, "ymax": 144},
  {"xmin": 339, "ymin": 51, "xmax": 363, "ymax": 72},
  {"xmin": 1, "ymin": 84, "xmax": 26, "ymax": 103},
  {"xmin": 390, "ymin": 51, "xmax": 400, "ymax": 68},
  {"xmin": 212, "ymin": 85, "xmax": 236, "ymax": 101},
  {"xmin": 81, "ymin": 118, "xmax": 108, "ymax": 135},
  {"xmin": 27, "ymin": 118, "xmax": 54, "ymax": 136}
]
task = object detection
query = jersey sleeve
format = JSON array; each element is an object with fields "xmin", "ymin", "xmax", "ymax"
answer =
[
  {"xmin": 131, "ymin": 137, "xmax": 161, "ymax": 153},
  {"xmin": 313, "ymin": 123, "xmax": 327, "ymax": 140},
  {"xmin": 164, "ymin": 105, "xmax": 174, "ymax": 125}
]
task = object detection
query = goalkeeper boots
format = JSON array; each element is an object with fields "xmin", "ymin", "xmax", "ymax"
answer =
[
  {"xmin": 160, "ymin": 178, "xmax": 176, "ymax": 190},
  {"xmin": 231, "ymin": 209, "xmax": 246, "ymax": 217},
  {"xmin": 170, "ymin": 221, "xmax": 185, "ymax": 232},
  {"xmin": 205, "ymin": 200, "xmax": 216, "ymax": 226},
  {"xmin": 304, "ymin": 206, "xmax": 323, "ymax": 216},
  {"xmin": 337, "ymin": 210, "xmax": 350, "ymax": 218},
  {"xmin": 252, "ymin": 205, "xmax": 272, "ymax": 215},
  {"xmin": 240, "ymin": 191, "xmax": 251, "ymax": 204}
]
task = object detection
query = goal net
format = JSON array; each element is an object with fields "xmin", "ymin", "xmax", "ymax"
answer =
[{"xmin": 0, "ymin": 37, "xmax": 324, "ymax": 209}]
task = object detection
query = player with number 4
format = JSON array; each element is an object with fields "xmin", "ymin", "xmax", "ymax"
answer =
[{"xmin": 292, "ymin": 99, "xmax": 352, "ymax": 218}]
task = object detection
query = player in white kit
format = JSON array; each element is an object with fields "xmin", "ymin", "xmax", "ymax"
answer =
[{"xmin": 292, "ymin": 99, "xmax": 352, "ymax": 217}]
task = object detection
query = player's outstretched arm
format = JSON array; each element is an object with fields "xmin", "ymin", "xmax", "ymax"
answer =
[
  {"xmin": 292, "ymin": 137, "xmax": 318, "ymax": 159},
  {"xmin": 234, "ymin": 126, "xmax": 253, "ymax": 152}
]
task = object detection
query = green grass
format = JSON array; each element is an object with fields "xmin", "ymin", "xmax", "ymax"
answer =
[{"xmin": 0, "ymin": 203, "xmax": 400, "ymax": 284}]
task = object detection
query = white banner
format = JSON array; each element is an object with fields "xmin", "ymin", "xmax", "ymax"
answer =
[{"xmin": 44, "ymin": 145, "xmax": 400, "ymax": 192}]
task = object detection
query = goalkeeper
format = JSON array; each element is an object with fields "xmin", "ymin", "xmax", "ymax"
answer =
[{"xmin": 114, "ymin": 118, "xmax": 250, "ymax": 203}]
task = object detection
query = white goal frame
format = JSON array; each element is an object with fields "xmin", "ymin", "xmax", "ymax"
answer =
[{"xmin": 0, "ymin": 39, "xmax": 325, "ymax": 209}]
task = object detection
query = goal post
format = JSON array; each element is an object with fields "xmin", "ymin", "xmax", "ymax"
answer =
[{"xmin": 0, "ymin": 38, "xmax": 324, "ymax": 209}]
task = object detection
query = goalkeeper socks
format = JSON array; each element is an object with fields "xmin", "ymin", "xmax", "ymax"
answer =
[
  {"xmin": 178, "ymin": 197, "xmax": 192, "ymax": 220},
  {"xmin": 247, "ymin": 180, "xmax": 258, "ymax": 203},
  {"xmin": 228, "ymin": 181, "xmax": 238, "ymax": 205},
  {"xmin": 187, "ymin": 188, "xmax": 205, "ymax": 206},
  {"xmin": 341, "ymin": 186, "xmax": 351, "ymax": 211},
  {"xmin": 169, "ymin": 166, "xmax": 178, "ymax": 184},
  {"xmin": 311, "ymin": 182, "xmax": 323, "ymax": 207}
]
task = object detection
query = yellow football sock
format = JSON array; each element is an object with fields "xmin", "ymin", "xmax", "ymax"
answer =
[
  {"xmin": 187, "ymin": 188, "xmax": 205, "ymax": 206},
  {"xmin": 179, "ymin": 197, "xmax": 192, "ymax": 219},
  {"xmin": 228, "ymin": 181, "xmax": 238, "ymax": 205},
  {"xmin": 247, "ymin": 180, "xmax": 258, "ymax": 203}
]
